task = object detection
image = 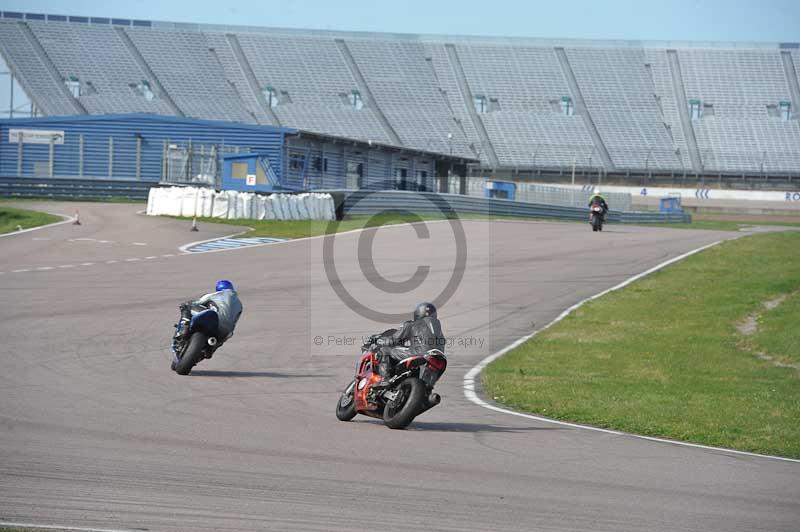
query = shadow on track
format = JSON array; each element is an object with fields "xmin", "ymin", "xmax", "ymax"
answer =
[
  {"xmin": 189, "ymin": 370, "xmax": 333, "ymax": 378},
  {"xmin": 405, "ymin": 421, "xmax": 566, "ymax": 433}
]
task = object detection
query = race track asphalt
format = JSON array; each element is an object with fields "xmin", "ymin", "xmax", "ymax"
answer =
[{"xmin": 1, "ymin": 202, "xmax": 797, "ymax": 532}]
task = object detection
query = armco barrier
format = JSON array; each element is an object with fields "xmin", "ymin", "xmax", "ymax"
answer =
[
  {"xmin": 329, "ymin": 190, "xmax": 691, "ymax": 224},
  {"xmin": 0, "ymin": 176, "xmax": 153, "ymax": 201}
]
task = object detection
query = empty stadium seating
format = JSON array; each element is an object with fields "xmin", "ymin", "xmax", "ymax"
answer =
[{"xmin": 1, "ymin": 13, "xmax": 798, "ymax": 174}]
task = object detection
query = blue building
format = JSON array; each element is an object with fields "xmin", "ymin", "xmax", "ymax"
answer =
[{"xmin": 0, "ymin": 114, "xmax": 473, "ymax": 192}]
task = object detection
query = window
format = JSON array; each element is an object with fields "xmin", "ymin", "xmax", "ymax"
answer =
[
  {"xmin": 394, "ymin": 167, "xmax": 408, "ymax": 190},
  {"xmin": 312, "ymin": 157, "xmax": 329, "ymax": 172},
  {"xmin": 346, "ymin": 161, "xmax": 363, "ymax": 176},
  {"xmin": 136, "ymin": 80, "xmax": 154, "ymax": 100},
  {"xmin": 780, "ymin": 101, "xmax": 791, "ymax": 121},
  {"xmin": 415, "ymin": 170, "xmax": 429, "ymax": 191},
  {"xmin": 262, "ymin": 86, "xmax": 278, "ymax": 107},
  {"xmin": 289, "ymin": 153, "xmax": 305, "ymax": 171},
  {"xmin": 473, "ymin": 95, "xmax": 488, "ymax": 114},
  {"xmin": 64, "ymin": 76, "xmax": 80, "ymax": 98},
  {"xmin": 689, "ymin": 99, "xmax": 702, "ymax": 120},
  {"xmin": 349, "ymin": 90, "xmax": 363, "ymax": 109},
  {"xmin": 560, "ymin": 96, "xmax": 574, "ymax": 116}
]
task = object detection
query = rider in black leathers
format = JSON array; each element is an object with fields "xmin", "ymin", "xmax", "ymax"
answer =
[{"xmin": 376, "ymin": 302, "xmax": 445, "ymax": 386}]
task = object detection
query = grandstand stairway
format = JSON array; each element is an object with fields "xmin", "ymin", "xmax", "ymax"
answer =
[
  {"xmin": 666, "ymin": 50, "xmax": 703, "ymax": 173},
  {"xmin": 225, "ymin": 33, "xmax": 281, "ymax": 126},
  {"xmin": 444, "ymin": 43, "xmax": 500, "ymax": 168},
  {"xmin": 780, "ymin": 51, "xmax": 800, "ymax": 115},
  {"xmin": 18, "ymin": 21, "xmax": 87, "ymax": 115},
  {"xmin": 553, "ymin": 46, "xmax": 614, "ymax": 170},
  {"xmin": 113, "ymin": 26, "xmax": 184, "ymax": 117},
  {"xmin": 334, "ymin": 38, "xmax": 403, "ymax": 146}
]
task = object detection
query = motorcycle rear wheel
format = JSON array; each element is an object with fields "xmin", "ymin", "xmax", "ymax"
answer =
[
  {"xmin": 174, "ymin": 333, "xmax": 206, "ymax": 375},
  {"xmin": 383, "ymin": 377, "xmax": 426, "ymax": 429},
  {"xmin": 336, "ymin": 380, "xmax": 357, "ymax": 421}
]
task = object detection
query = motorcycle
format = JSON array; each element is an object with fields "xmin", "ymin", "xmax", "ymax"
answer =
[
  {"xmin": 590, "ymin": 202, "xmax": 605, "ymax": 232},
  {"xmin": 170, "ymin": 303, "xmax": 221, "ymax": 375},
  {"xmin": 335, "ymin": 329, "xmax": 447, "ymax": 429}
]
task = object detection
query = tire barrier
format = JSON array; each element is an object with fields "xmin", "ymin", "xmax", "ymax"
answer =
[{"xmin": 146, "ymin": 186, "xmax": 336, "ymax": 221}]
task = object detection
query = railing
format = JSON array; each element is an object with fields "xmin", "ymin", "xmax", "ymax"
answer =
[
  {"xmin": 0, "ymin": 178, "xmax": 691, "ymax": 223},
  {"xmin": 329, "ymin": 189, "xmax": 691, "ymax": 223},
  {"xmin": 0, "ymin": 176, "xmax": 153, "ymax": 200}
]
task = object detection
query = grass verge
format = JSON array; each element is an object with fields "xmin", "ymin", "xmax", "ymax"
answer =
[
  {"xmin": 648, "ymin": 213, "xmax": 800, "ymax": 232},
  {"xmin": 0, "ymin": 206, "xmax": 62, "ymax": 234},
  {"xmin": 171, "ymin": 212, "xmax": 569, "ymax": 239},
  {"xmin": 749, "ymin": 290, "xmax": 800, "ymax": 368},
  {"xmin": 484, "ymin": 231, "xmax": 800, "ymax": 458}
]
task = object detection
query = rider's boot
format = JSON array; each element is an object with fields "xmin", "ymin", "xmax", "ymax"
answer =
[{"xmin": 374, "ymin": 359, "xmax": 394, "ymax": 389}]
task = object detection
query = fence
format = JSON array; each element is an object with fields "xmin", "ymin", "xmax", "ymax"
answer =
[
  {"xmin": 0, "ymin": 176, "xmax": 152, "ymax": 200},
  {"xmin": 449, "ymin": 176, "xmax": 634, "ymax": 211},
  {"xmin": 161, "ymin": 141, "xmax": 250, "ymax": 188},
  {"xmin": 331, "ymin": 190, "xmax": 690, "ymax": 224}
]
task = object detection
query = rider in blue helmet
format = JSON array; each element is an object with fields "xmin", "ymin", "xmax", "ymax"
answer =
[
  {"xmin": 216, "ymin": 279, "xmax": 234, "ymax": 292},
  {"xmin": 177, "ymin": 279, "xmax": 243, "ymax": 348}
]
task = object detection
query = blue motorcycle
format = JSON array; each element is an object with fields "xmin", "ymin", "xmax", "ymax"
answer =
[{"xmin": 171, "ymin": 303, "xmax": 221, "ymax": 375}]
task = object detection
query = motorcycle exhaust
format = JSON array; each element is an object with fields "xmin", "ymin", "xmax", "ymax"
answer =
[
  {"xmin": 417, "ymin": 393, "xmax": 441, "ymax": 416},
  {"xmin": 207, "ymin": 337, "xmax": 218, "ymax": 347}
]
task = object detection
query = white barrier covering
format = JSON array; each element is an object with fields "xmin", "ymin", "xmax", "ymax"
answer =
[
  {"xmin": 212, "ymin": 191, "xmax": 230, "ymax": 218},
  {"xmin": 146, "ymin": 186, "xmax": 336, "ymax": 220}
]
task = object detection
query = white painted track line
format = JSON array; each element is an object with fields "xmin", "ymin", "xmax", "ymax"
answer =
[{"xmin": 0, "ymin": 521, "xmax": 140, "ymax": 532}]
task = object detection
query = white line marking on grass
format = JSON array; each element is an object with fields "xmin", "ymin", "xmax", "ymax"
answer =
[
  {"xmin": 0, "ymin": 521, "xmax": 140, "ymax": 532},
  {"xmin": 464, "ymin": 239, "xmax": 800, "ymax": 464}
]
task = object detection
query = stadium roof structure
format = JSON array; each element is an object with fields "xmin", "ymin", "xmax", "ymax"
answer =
[{"xmin": 1, "ymin": 10, "xmax": 798, "ymax": 176}]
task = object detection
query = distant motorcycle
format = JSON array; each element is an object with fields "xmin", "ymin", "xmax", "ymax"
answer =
[
  {"xmin": 335, "ymin": 329, "xmax": 447, "ymax": 429},
  {"xmin": 590, "ymin": 202, "xmax": 605, "ymax": 232},
  {"xmin": 170, "ymin": 303, "xmax": 221, "ymax": 375}
]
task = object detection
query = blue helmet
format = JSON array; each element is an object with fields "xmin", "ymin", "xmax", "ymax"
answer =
[{"xmin": 216, "ymin": 279, "xmax": 234, "ymax": 292}]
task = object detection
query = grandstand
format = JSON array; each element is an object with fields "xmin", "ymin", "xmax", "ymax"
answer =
[{"xmin": 0, "ymin": 11, "xmax": 798, "ymax": 179}]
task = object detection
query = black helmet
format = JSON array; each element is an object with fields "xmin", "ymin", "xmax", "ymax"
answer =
[{"xmin": 413, "ymin": 302, "xmax": 437, "ymax": 320}]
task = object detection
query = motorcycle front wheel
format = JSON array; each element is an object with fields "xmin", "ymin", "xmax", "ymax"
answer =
[
  {"xmin": 383, "ymin": 377, "xmax": 425, "ymax": 429},
  {"xmin": 174, "ymin": 332, "xmax": 206, "ymax": 375},
  {"xmin": 335, "ymin": 379, "xmax": 357, "ymax": 421}
]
